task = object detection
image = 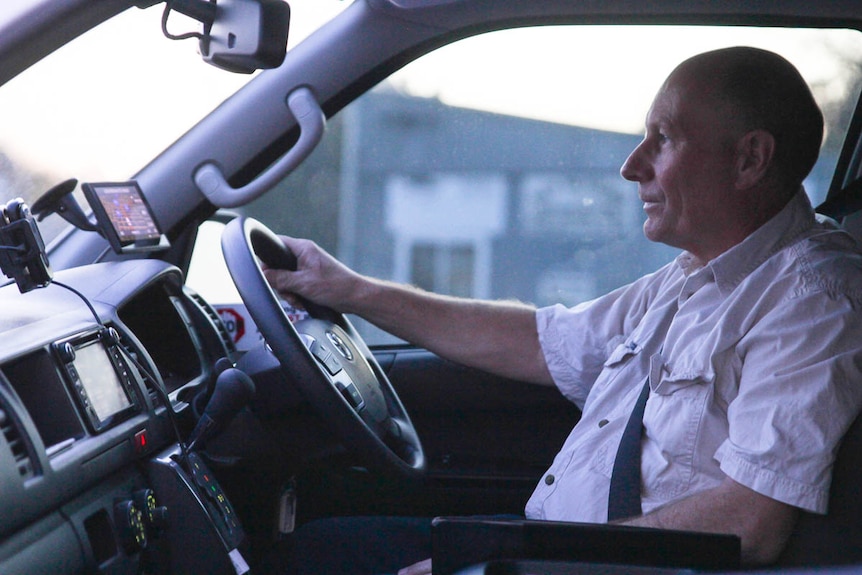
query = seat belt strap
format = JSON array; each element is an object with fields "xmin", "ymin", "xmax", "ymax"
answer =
[
  {"xmin": 607, "ymin": 377, "xmax": 651, "ymax": 522},
  {"xmin": 816, "ymin": 177, "xmax": 862, "ymax": 219}
]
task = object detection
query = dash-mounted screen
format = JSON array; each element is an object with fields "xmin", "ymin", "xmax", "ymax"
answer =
[
  {"xmin": 83, "ymin": 181, "xmax": 164, "ymax": 253},
  {"xmin": 55, "ymin": 331, "xmax": 141, "ymax": 432},
  {"xmin": 73, "ymin": 340, "xmax": 132, "ymax": 423}
]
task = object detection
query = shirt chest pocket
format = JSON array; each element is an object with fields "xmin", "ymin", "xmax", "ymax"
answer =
[
  {"xmin": 596, "ymin": 338, "xmax": 647, "ymax": 386},
  {"xmin": 642, "ymin": 361, "xmax": 714, "ymax": 497}
]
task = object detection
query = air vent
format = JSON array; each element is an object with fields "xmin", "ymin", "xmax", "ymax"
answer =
[
  {"xmin": 186, "ymin": 288, "xmax": 237, "ymax": 356},
  {"xmin": 0, "ymin": 406, "xmax": 35, "ymax": 480},
  {"xmin": 115, "ymin": 332, "xmax": 162, "ymax": 406}
]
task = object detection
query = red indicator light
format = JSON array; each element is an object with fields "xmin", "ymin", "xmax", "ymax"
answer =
[{"xmin": 134, "ymin": 430, "xmax": 148, "ymax": 453}]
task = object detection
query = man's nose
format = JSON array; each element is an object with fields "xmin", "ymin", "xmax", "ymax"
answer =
[{"xmin": 620, "ymin": 140, "xmax": 650, "ymax": 182}]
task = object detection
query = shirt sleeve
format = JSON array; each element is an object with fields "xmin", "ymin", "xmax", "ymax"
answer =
[
  {"xmin": 536, "ymin": 262, "xmax": 679, "ymax": 408},
  {"xmin": 716, "ymin": 286, "xmax": 862, "ymax": 514}
]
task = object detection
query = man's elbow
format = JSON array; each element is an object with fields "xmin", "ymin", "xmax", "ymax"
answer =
[{"xmin": 738, "ymin": 506, "xmax": 798, "ymax": 567}]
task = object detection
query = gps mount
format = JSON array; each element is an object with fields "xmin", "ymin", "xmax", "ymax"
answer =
[
  {"xmin": 31, "ymin": 179, "xmax": 170, "ymax": 256},
  {"xmin": 31, "ymin": 178, "xmax": 100, "ymax": 233}
]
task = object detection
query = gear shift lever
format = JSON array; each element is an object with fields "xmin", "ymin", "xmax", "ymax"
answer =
[{"xmin": 187, "ymin": 362, "xmax": 255, "ymax": 452}]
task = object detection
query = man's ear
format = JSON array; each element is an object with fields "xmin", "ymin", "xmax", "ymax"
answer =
[{"xmin": 735, "ymin": 129, "xmax": 776, "ymax": 190}]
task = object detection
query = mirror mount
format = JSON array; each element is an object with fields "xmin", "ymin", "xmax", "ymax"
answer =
[{"xmin": 166, "ymin": 0, "xmax": 218, "ymax": 27}]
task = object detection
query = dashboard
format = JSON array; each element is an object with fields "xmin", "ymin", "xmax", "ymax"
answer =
[{"xmin": 0, "ymin": 259, "xmax": 243, "ymax": 574}]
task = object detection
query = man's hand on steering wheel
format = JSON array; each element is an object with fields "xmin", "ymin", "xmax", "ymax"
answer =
[{"xmin": 262, "ymin": 236, "xmax": 366, "ymax": 313}]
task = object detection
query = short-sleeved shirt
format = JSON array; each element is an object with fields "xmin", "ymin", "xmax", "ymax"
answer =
[{"xmin": 525, "ymin": 190, "xmax": 862, "ymax": 523}]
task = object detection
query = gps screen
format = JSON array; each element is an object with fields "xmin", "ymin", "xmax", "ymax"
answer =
[{"xmin": 83, "ymin": 181, "xmax": 161, "ymax": 250}]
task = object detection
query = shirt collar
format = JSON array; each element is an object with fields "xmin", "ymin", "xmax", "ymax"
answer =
[{"xmin": 675, "ymin": 188, "xmax": 816, "ymax": 297}]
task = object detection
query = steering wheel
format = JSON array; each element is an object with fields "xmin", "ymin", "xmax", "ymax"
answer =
[{"xmin": 221, "ymin": 217, "xmax": 426, "ymax": 479}]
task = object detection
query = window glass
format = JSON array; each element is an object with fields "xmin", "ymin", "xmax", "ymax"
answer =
[
  {"xmin": 0, "ymin": 1, "xmax": 348, "ymax": 244},
  {"xmin": 189, "ymin": 25, "xmax": 862, "ymax": 346}
]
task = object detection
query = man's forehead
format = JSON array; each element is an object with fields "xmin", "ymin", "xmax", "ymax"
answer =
[
  {"xmin": 647, "ymin": 70, "xmax": 718, "ymax": 128},
  {"xmin": 645, "ymin": 83, "xmax": 682, "ymax": 127}
]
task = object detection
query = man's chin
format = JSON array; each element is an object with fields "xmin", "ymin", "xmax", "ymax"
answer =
[{"xmin": 642, "ymin": 220, "xmax": 665, "ymax": 244}]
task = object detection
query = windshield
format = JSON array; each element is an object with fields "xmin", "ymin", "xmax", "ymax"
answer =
[{"xmin": 0, "ymin": 0, "xmax": 349, "ymax": 243}]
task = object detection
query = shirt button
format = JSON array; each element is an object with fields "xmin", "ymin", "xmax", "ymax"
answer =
[
  {"xmin": 545, "ymin": 474, "xmax": 555, "ymax": 485},
  {"xmin": 598, "ymin": 419, "xmax": 609, "ymax": 428}
]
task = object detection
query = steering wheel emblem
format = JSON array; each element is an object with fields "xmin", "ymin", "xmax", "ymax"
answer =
[{"xmin": 326, "ymin": 330, "xmax": 353, "ymax": 361}]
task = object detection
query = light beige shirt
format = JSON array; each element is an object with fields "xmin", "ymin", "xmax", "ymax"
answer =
[{"xmin": 527, "ymin": 190, "xmax": 862, "ymax": 523}]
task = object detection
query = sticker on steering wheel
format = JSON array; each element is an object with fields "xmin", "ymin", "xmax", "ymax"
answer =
[
  {"xmin": 215, "ymin": 301, "xmax": 308, "ymax": 351},
  {"xmin": 281, "ymin": 300, "xmax": 309, "ymax": 323}
]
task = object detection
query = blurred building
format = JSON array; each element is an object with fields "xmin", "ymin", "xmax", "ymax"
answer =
[{"xmin": 248, "ymin": 90, "xmax": 681, "ymax": 312}]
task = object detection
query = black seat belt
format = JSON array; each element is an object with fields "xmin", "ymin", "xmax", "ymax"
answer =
[
  {"xmin": 816, "ymin": 177, "xmax": 862, "ymax": 219},
  {"xmin": 607, "ymin": 377, "xmax": 651, "ymax": 521}
]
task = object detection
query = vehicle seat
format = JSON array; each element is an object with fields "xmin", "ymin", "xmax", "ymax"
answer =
[
  {"xmin": 433, "ymin": 409, "xmax": 862, "ymax": 574},
  {"xmin": 776, "ymin": 409, "xmax": 862, "ymax": 566}
]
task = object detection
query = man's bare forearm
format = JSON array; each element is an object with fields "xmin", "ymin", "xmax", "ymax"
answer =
[
  {"xmin": 622, "ymin": 477, "xmax": 798, "ymax": 566},
  {"xmin": 346, "ymin": 276, "xmax": 554, "ymax": 385}
]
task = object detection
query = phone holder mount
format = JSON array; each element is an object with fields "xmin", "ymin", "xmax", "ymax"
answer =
[
  {"xmin": 31, "ymin": 179, "xmax": 170, "ymax": 256},
  {"xmin": 0, "ymin": 197, "xmax": 53, "ymax": 294},
  {"xmin": 31, "ymin": 179, "xmax": 101, "ymax": 234},
  {"xmin": 158, "ymin": 0, "xmax": 291, "ymax": 74}
]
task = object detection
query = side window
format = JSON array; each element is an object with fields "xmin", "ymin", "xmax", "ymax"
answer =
[{"xmin": 188, "ymin": 25, "xmax": 862, "ymax": 347}]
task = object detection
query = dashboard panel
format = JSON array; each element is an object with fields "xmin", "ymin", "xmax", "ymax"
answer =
[{"xmin": 0, "ymin": 259, "xmax": 241, "ymax": 574}]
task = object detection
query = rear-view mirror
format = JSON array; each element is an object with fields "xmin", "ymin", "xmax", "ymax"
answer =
[
  {"xmin": 201, "ymin": 0, "xmax": 290, "ymax": 73},
  {"xmin": 154, "ymin": 0, "xmax": 290, "ymax": 74}
]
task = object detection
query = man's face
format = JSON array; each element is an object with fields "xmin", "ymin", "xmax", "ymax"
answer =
[{"xmin": 620, "ymin": 70, "xmax": 743, "ymax": 261}]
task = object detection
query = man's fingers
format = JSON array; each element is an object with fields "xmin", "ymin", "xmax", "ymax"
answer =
[
  {"xmin": 279, "ymin": 235, "xmax": 315, "ymax": 261},
  {"xmin": 262, "ymin": 268, "xmax": 289, "ymax": 291},
  {"xmin": 263, "ymin": 267, "xmax": 297, "ymax": 295}
]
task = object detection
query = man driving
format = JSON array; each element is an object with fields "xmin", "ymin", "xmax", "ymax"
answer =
[{"xmin": 265, "ymin": 47, "xmax": 862, "ymax": 573}]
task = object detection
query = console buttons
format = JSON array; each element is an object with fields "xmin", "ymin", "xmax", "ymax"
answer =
[
  {"xmin": 336, "ymin": 382, "xmax": 364, "ymax": 410},
  {"xmin": 114, "ymin": 500, "xmax": 147, "ymax": 554},
  {"xmin": 187, "ymin": 452, "xmax": 243, "ymax": 547},
  {"xmin": 133, "ymin": 488, "xmax": 168, "ymax": 534},
  {"xmin": 310, "ymin": 340, "xmax": 342, "ymax": 375}
]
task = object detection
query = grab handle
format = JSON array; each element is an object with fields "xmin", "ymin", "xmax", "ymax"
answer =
[{"xmin": 194, "ymin": 87, "xmax": 326, "ymax": 208}]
